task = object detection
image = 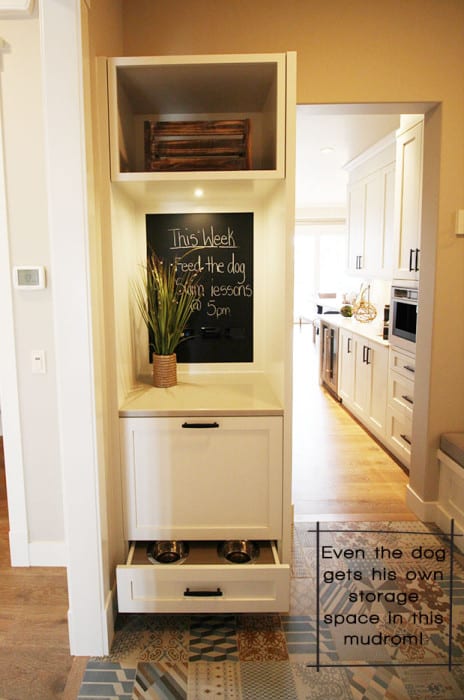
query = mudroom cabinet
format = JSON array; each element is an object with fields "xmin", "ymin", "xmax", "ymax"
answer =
[{"xmin": 107, "ymin": 52, "xmax": 296, "ymax": 614}]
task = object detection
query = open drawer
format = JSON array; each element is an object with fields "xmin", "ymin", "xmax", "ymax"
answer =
[{"xmin": 116, "ymin": 541, "xmax": 290, "ymax": 614}]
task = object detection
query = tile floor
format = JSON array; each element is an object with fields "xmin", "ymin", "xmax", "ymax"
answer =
[{"xmin": 78, "ymin": 522, "xmax": 464, "ymax": 699}]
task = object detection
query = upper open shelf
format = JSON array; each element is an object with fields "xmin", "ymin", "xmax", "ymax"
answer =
[{"xmin": 107, "ymin": 54, "xmax": 287, "ymax": 182}]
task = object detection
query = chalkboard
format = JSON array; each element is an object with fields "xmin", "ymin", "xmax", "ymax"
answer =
[{"xmin": 146, "ymin": 212, "xmax": 253, "ymax": 363}]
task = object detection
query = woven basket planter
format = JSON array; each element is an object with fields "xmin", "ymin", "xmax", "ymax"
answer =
[{"xmin": 152, "ymin": 353, "xmax": 177, "ymax": 388}]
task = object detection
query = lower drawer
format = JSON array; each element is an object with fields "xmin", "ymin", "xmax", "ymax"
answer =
[
  {"xmin": 116, "ymin": 541, "xmax": 290, "ymax": 614},
  {"xmin": 386, "ymin": 406, "xmax": 412, "ymax": 468}
]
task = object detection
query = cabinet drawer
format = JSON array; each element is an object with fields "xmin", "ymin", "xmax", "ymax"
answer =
[
  {"xmin": 120, "ymin": 415, "xmax": 283, "ymax": 541},
  {"xmin": 116, "ymin": 541, "xmax": 290, "ymax": 613},
  {"xmin": 386, "ymin": 406, "xmax": 412, "ymax": 467},
  {"xmin": 390, "ymin": 348, "xmax": 416, "ymax": 380},
  {"xmin": 388, "ymin": 372, "xmax": 414, "ymax": 416}
]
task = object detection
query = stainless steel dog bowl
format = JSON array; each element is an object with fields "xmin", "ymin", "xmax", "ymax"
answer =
[
  {"xmin": 147, "ymin": 541, "xmax": 189, "ymax": 565},
  {"xmin": 218, "ymin": 540, "xmax": 260, "ymax": 564}
]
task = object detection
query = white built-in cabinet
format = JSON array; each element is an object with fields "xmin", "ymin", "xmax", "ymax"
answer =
[
  {"xmin": 392, "ymin": 118, "xmax": 424, "ymax": 281},
  {"xmin": 386, "ymin": 347, "xmax": 415, "ymax": 467},
  {"xmin": 107, "ymin": 53, "xmax": 295, "ymax": 614},
  {"xmin": 119, "ymin": 415, "xmax": 283, "ymax": 541},
  {"xmin": 338, "ymin": 328, "xmax": 388, "ymax": 441},
  {"xmin": 345, "ymin": 134, "xmax": 396, "ymax": 279}
]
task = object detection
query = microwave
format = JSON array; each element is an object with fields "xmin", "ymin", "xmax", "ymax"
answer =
[{"xmin": 390, "ymin": 284, "xmax": 418, "ymax": 353}]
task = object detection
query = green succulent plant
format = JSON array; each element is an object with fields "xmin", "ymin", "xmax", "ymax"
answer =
[{"xmin": 133, "ymin": 251, "xmax": 200, "ymax": 356}]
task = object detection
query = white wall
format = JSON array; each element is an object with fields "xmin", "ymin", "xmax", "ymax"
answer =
[{"xmin": 0, "ymin": 13, "xmax": 64, "ymax": 563}]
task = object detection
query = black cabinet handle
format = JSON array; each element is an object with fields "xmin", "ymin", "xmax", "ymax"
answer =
[
  {"xmin": 415, "ymin": 248, "xmax": 420, "ymax": 272},
  {"xmin": 400, "ymin": 433, "xmax": 412, "ymax": 446},
  {"xmin": 347, "ymin": 337, "xmax": 352, "ymax": 354},
  {"xmin": 401, "ymin": 394, "xmax": 414, "ymax": 405},
  {"xmin": 365, "ymin": 347, "xmax": 371, "ymax": 365},
  {"xmin": 403, "ymin": 364, "xmax": 415, "ymax": 374},
  {"xmin": 409, "ymin": 248, "xmax": 414, "ymax": 271},
  {"xmin": 184, "ymin": 587, "xmax": 223, "ymax": 597},
  {"xmin": 182, "ymin": 422, "xmax": 220, "ymax": 429}
]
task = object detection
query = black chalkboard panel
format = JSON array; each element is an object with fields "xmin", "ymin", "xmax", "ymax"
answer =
[{"xmin": 146, "ymin": 212, "xmax": 253, "ymax": 363}]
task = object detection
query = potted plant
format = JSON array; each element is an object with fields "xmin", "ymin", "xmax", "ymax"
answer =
[{"xmin": 133, "ymin": 251, "xmax": 200, "ymax": 387}]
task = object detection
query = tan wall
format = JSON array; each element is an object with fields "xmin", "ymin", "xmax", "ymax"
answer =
[{"xmin": 118, "ymin": 0, "xmax": 464, "ymax": 499}]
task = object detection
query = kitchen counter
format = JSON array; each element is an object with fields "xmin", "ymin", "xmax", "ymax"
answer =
[
  {"xmin": 119, "ymin": 372, "xmax": 284, "ymax": 417},
  {"xmin": 317, "ymin": 313, "xmax": 390, "ymax": 346}
]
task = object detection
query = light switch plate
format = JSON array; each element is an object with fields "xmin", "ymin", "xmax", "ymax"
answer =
[{"xmin": 13, "ymin": 266, "xmax": 46, "ymax": 289}]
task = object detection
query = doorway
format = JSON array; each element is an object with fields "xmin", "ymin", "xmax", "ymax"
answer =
[{"xmin": 291, "ymin": 103, "xmax": 436, "ymax": 522}]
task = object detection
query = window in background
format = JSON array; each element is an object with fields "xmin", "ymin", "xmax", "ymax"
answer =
[{"xmin": 293, "ymin": 222, "xmax": 355, "ymax": 322}]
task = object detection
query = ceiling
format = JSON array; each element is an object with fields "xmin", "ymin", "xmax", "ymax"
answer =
[{"xmin": 295, "ymin": 107, "xmax": 401, "ymax": 212}]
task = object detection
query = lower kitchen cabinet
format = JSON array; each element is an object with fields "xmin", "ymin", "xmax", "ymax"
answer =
[
  {"xmin": 116, "ymin": 540, "xmax": 290, "ymax": 613},
  {"xmin": 386, "ymin": 347, "xmax": 415, "ymax": 468},
  {"xmin": 339, "ymin": 330, "xmax": 388, "ymax": 440},
  {"xmin": 119, "ymin": 415, "xmax": 283, "ymax": 541}
]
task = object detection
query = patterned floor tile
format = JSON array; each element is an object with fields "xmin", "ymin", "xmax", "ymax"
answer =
[
  {"xmin": 131, "ymin": 660, "xmax": 187, "ymax": 699},
  {"xmin": 189, "ymin": 615, "xmax": 238, "ymax": 662},
  {"xmin": 346, "ymin": 665, "xmax": 410, "ymax": 700},
  {"xmin": 281, "ymin": 616, "xmax": 316, "ymax": 662},
  {"xmin": 188, "ymin": 661, "xmax": 243, "ymax": 699},
  {"xmin": 396, "ymin": 665, "xmax": 464, "ymax": 700},
  {"xmin": 289, "ymin": 578, "xmax": 317, "ymax": 616},
  {"xmin": 241, "ymin": 661, "xmax": 297, "ymax": 699},
  {"xmin": 291, "ymin": 664, "xmax": 354, "ymax": 700},
  {"xmin": 237, "ymin": 614, "xmax": 288, "ymax": 661},
  {"xmin": 77, "ymin": 660, "xmax": 136, "ymax": 699},
  {"xmin": 137, "ymin": 615, "xmax": 190, "ymax": 664}
]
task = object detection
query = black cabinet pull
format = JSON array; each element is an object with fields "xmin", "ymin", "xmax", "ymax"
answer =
[
  {"xmin": 409, "ymin": 248, "xmax": 414, "ymax": 271},
  {"xmin": 347, "ymin": 337, "xmax": 352, "ymax": 354},
  {"xmin": 403, "ymin": 364, "xmax": 415, "ymax": 374},
  {"xmin": 401, "ymin": 394, "xmax": 414, "ymax": 405},
  {"xmin": 400, "ymin": 433, "xmax": 412, "ymax": 446},
  {"xmin": 182, "ymin": 422, "xmax": 220, "ymax": 429},
  {"xmin": 365, "ymin": 347, "xmax": 371, "ymax": 365},
  {"xmin": 415, "ymin": 248, "xmax": 420, "ymax": 272},
  {"xmin": 184, "ymin": 587, "xmax": 223, "ymax": 597}
]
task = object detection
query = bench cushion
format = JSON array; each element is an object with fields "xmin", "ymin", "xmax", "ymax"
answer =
[{"xmin": 440, "ymin": 433, "xmax": 464, "ymax": 469}]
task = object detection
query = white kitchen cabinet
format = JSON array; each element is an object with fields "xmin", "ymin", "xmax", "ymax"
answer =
[
  {"xmin": 339, "ymin": 329, "xmax": 388, "ymax": 440},
  {"xmin": 392, "ymin": 118, "xmax": 424, "ymax": 280},
  {"xmin": 338, "ymin": 328, "xmax": 355, "ymax": 403},
  {"xmin": 120, "ymin": 415, "xmax": 283, "ymax": 541},
  {"xmin": 345, "ymin": 135, "xmax": 395, "ymax": 279},
  {"xmin": 386, "ymin": 347, "xmax": 415, "ymax": 468}
]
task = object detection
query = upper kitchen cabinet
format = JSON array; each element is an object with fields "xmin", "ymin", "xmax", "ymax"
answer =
[
  {"xmin": 107, "ymin": 54, "xmax": 287, "ymax": 184},
  {"xmin": 392, "ymin": 117, "xmax": 424, "ymax": 281},
  {"xmin": 345, "ymin": 133, "xmax": 396, "ymax": 280}
]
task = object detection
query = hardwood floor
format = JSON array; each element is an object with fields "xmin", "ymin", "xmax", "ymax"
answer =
[
  {"xmin": 0, "ymin": 329, "xmax": 414, "ymax": 697},
  {"xmin": 292, "ymin": 324, "xmax": 415, "ymax": 521},
  {"xmin": 0, "ymin": 437, "xmax": 86, "ymax": 699}
]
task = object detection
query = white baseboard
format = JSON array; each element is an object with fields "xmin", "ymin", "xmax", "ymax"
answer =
[
  {"xmin": 8, "ymin": 528, "xmax": 30, "ymax": 566},
  {"xmin": 28, "ymin": 540, "xmax": 67, "ymax": 567},
  {"xmin": 405, "ymin": 484, "xmax": 439, "ymax": 522}
]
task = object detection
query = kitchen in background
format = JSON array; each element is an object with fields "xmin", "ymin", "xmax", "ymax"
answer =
[{"xmin": 294, "ymin": 107, "xmax": 422, "ymax": 473}]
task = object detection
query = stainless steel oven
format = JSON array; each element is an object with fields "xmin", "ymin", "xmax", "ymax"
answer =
[{"xmin": 390, "ymin": 283, "xmax": 418, "ymax": 353}]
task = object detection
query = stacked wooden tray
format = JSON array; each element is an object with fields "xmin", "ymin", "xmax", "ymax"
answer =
[{"xmin": 144, "ymin": 119, "xmax": 251, "ymax": 171}]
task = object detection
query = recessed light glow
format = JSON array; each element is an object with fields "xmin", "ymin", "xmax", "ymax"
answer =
[
  {"xmin": 194, "ymin": 188, "xmax": 204, "ymax": 197},
  {"xmin": 320, "ymin": 146, "xmax": 335, "ymax": 154}
]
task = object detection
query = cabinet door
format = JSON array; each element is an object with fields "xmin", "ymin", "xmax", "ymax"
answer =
[
  {"xmin": 338, "ymin": 329, "xmax": 355, "ymax": 404},
  {"xmin": 352, "ymin": 336, "xmax": 370, "ymax": 418},
  {"xmin": 363, "ymin": 172, "xmax": 383, "ymax": 274},
  {"xmin": 393, "ymin": 120, "xmax": 423, "ymax": 280},
  {"xmin": 120, "ymin": 416, "xmax": 283, "ymax": 541},
  {"xmin": 365, "ymin": 342, "xmax": 388, "ymax": 436},
  {"xmin": 347, "ymin": 180, "xmax": 365, "ymax": 273}
]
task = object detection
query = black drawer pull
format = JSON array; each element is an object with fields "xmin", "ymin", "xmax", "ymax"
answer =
[
  {"xmin": 182, "ymin": 422, "xmax": 220, "ymax": 429},
  {"xmin": 400, "ymin": 433, "xmax": 412, "ymax": 445},
  {"xmin": 401, "ymin": 394, "xmax": 414, "ymax": 405},
  {"xmin": 184, "ymin": 587, "xmax": 223, "ymax": 597},
  {"xmin": 403, "ymin": 364, "xmax": 415, "ymax": 373}
]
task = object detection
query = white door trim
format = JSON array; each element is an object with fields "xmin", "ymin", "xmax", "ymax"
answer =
[
  {"xmin": 39, "ymin": 0, "xmax": 109, "ymax": 655},
  {"xmin": 0, "ymin": 39, "xmax": 30, "ymax": 566}
]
